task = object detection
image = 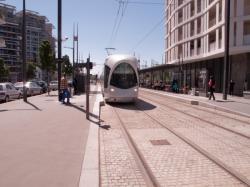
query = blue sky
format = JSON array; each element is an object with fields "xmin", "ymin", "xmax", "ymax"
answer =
[{"xmin": 4, "ymin": 0, "xmax": 165, "ymax": 74}]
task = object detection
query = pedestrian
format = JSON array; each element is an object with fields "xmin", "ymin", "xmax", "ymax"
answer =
[
  {"xmin": 60, "ymin": 74, "xmax": 70, "ymax": 104},
  {"xmin": 229, "ymin": 79, "xmax": 235, "ymax": 96},
  {"xmin": 244, "ymin": 79, "xmax": 248, "ymax": 91},
  {"xmin": 73, "ymin": 77, "xmax": 77, "ymax": 95},
  {"xmin": 208, "ymin": 76, "xmax": 216, "ymax": 100}
]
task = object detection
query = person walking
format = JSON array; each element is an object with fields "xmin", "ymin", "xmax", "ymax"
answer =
[
  {"xmin": 60, "ymin": 74, "xmax": 70, "ymax": 104},
  {"xmin": 229, "ymin": 79, "xmax": 235, "ymax": 96},
  {"xmin": 73, "ymin": 77, "xmax": 77, "ymax": 95},
  {"xmin": 208, "ymin": 76, "xmax": 216, "ymax": 100},
  {"xmin": 244, "ymin": 79, "xmax": 248, "ymax": 91}
]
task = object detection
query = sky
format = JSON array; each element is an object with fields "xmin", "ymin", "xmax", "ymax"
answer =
[{"xmin": 4, "ymin": 0, "xmax": 165, "ymax": 75}]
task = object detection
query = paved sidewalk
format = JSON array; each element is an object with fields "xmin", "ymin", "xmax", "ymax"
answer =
[
  {"xmin": 140, "ymin": 88, "xmax": 250, "ymax": 117},
  {"xmin": 0, "ymin": 89, "xmax": 99, "ymax": 187}
]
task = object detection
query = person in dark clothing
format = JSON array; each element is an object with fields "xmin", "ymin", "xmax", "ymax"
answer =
[
  {"xmin": 73, "ymin": 77, "xmax": 77, "ymax": 95},
  {"xmin": 229, "ymin": 80, "xmax": 235, "ymax": 96},
  {"xmin": 208, "ymin": 76, "xmax": 216, "ymax": 100}
]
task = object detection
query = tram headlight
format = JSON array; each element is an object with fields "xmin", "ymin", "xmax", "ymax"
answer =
[
  {"xmin": 110, "ymin": 88, "xmax": 115, "ymax": 92},
  {"xmin": 134, "ymin": 88, "xmax": 138, "ymax": 92}
]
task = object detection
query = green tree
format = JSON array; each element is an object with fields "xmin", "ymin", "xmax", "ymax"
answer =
[
  {"xmin": 0, "ymin": 59, "xmax": 9, "ymax": 82},
  {"xmin": 62, "ymin": 55, "xmax": 73, "ymax": 76},
  {"xmin": 39, "ymin": 40, "xmax": 55, "ymax": 94},
  {"xmin": 26, "ymin": 62, "xmax": 36, "ymax": 80}
]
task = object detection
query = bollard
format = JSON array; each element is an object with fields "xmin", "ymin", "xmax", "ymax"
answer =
[{"xmin": 99, "ymin": 101, "xmax": 105, "ymax": 124}]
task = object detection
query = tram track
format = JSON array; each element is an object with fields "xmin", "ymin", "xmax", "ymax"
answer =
[
  {"xmin": 140, "ymin": 91, "xmax": 250, "ymax": 140},
  {"xmin": 132, "ymin": 101, "xmax": 250, "ymax": 186},
  {"xmin": 109, "ymin": 101, "xmax": 250, "ymax": 186},
  {"xmin": 111, "ymin": 105, "xmax": 160, "ymax": 187}
]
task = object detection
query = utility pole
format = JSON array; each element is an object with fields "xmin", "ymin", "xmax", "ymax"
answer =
[
  {"xmin": 73, "ymin": 24, "xmax": 75, "ymax": 80},
  {"xmin": 86, "ymin": 56, "xmax": 90, "ymax": 120},
  {"xmin": 223, "ymin": 0, "xmax": 230, "ymax": 100},
  {"xmin": 77, "ymin": 23, "xmax": 79, "ymax": 64},
  {"xmin": 22, "ymin": 0, "xmax": 27, "ymax": 102},
  {"xmin": 57, "ymin": 0, "xmax": 62, "ymax": 101}
]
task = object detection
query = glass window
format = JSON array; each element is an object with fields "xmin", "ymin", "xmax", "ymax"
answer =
[
  {"xmin": 110, "ymin": 63, "xmax": 138, "ymax": 89},
  {"xmin": 6, "ymin": 84, "xmax": 12, "ymax": 90},
  {"xmin": 244, "ymin": 21, "xmax": 250, "ymax": 35},
  {"xmin": 104, "ymin": 65, "xmax": 110, "ymax": 88},
  {"xmin": 0, "ymin": 85, "xmax": 3, "ymax": 91}
]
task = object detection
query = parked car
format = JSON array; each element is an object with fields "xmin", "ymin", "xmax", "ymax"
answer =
[
  {"xmin": 31, "ymin": 80, "xmax": 48, "ymax": 93},
  {"xmin": 0, "ymin": 82, "xmax": 22, "ymax": 102},
  {"xmin": 49, "ymin": 81, "xmax": 58, "ymax": 91},
  {"xmin": 14, "ymin": 81, "xmax": 42, "ymax": 96}
]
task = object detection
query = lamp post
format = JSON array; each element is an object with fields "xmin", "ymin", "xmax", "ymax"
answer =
[
  {"xmin": 223, "ymin": 0, "xmax": 230, "ymax": 100},
  {"xmin": 22, "ymin": 0, "xmax": 27, "ymax": 102},
  {"xmin": 57, "ymin": 0, "xmax": 62, "ymax": 101}
]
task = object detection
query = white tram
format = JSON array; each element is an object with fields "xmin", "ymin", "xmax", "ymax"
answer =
[{"xmin": 101, "ymin": 54, "xmax": 139, "ymax": 103}]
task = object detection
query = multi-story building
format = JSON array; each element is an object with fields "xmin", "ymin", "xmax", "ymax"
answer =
[
  {"xmin": 16, "ymin": 10, "xmax": 54, "ymax": 65},
  {"xmin": 0, "ymin": 3, "xmax": 55, "ymax": 83},
  {"xmin": 0, "ymin": 3, "xmax": 21, "ymax": 82},
  {"xmin": 165, "ymin": 0, "xmax": 250, "ymax": 95}
]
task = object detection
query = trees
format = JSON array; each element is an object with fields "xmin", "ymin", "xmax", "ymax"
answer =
[
  {"xmin": 0, "ymin": 59, "xmax": 9, "ymax": 82},
  {"xmin": 39, "ymin": 40, "xmax": 55, "ymax": 94},
  {"xmin": 26, "ymin": 62, "xmax": 36, "ymax": 80},
  {"xmin": 62, "ymin": 55, "xmax": 73, "ymax": 76}
]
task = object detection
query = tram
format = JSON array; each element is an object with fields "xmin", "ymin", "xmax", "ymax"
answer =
[{"xmin": 101, "ymin": 54, "xmax": 139, "ymax": 103}]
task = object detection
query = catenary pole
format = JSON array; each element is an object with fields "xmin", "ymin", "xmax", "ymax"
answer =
[
  {"xmin": 58, "ymin": 0, "xmax": 62, "ymax": 101},
  {"xmin": 223, "ymin": 0, "xmax": 230, "ymax": 100},
  {"xmin": 22, "ymin": 0, "xmax": 27, "ymax": 102}
]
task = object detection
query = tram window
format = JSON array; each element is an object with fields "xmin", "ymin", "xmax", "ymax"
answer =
[
  {"xmin": 104, "ymin": 65, "xmax": 110, "ymax": 88},
  {"xmin": 110, "ymin": 63, "xmax": 138, "ymax": 89}
]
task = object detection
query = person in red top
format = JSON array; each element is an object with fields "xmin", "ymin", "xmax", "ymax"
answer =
[
  {"xmin": 208, "ymin": 76, "xmax": 216, "ymax": 100},
  {"xmin": 60, "ymin": 74, "xmax": 70, "ymax": 104}
]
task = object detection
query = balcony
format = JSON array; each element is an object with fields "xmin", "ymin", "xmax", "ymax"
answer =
[{"xmin": 243, "ymin": 35, "xmax": 250, "ymax": 45}]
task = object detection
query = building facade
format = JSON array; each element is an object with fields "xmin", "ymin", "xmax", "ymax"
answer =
[
  {"xmin": 0, "ymin": 3, "xmax": 21, "ymax": 82},
  {"xmin": 0, "ymin": 3, "xmax": 55, "ymax": 83},
  {"xmin": 165, "ymin": 0, "xmax": 250, "ymax": 95}
]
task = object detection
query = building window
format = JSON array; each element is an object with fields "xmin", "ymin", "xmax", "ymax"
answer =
[
  {"xmin": 209, "ymin": 6, "xmax": 216, "ymax": 28},
  {"xmin": 197, "ymin": 38, "xmax": 201, "ymax": 55},
  {"xmin": 190, "ymin": 21, "xmax": 195, "ymax": 36},
  {"xmin": 190, "ymin": 40, "xmax": 194, "ymax": 56},
  {"xmin": 243, "ymin": 21, "xmax": 250, "ymax": 45},
  {"xmin": 190, "ymin": 1, "xmax": 195, "ymax": 17},
  {"xmin": 209, "ymin": 31, "xmax": 216, "ymax": 51},
  {"xmin": 234, "ymin": 22, "xmax": 237, "ymax": 46},
  {"xmin": 244, "ymin": 0, "xmax": 250, "ymax": 16},
  {"xmin": 178, "ymin": 9, "xmax": 183, "ymax": 24}
]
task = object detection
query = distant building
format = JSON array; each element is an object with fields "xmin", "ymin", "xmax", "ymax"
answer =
[
  {"xmin": 165, "ymin": 0, "xmax": 250, "ymax": 95},
  {"xmin": 0, "ymin": 3, "xmax": 55, "ymax": 83},
  {"xmin": 0, "ymin": 3, "xmax": 21, "ymax": 82}
]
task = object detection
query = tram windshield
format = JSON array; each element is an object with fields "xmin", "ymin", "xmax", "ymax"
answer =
[{"xmin": 110, "ymin": 62, "xmax": 138, "ymax": 89}]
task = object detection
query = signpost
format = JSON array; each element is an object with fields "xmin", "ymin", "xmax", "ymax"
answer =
[{"xmin": 74, "ymin": 58, "xmax": 93, "ymax": 119}]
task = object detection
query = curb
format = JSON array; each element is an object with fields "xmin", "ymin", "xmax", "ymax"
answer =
[{"xmin": 140, "ymin": 88, "xmax": 250, "ymax": 118}]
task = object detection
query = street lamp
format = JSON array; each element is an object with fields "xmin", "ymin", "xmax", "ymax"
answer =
[{"xmin": 22, "ymin": 0, "xmax": 27, "ymax": 102}]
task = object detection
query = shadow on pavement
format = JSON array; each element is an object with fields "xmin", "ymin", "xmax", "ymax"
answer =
[
  {"xmin": 68, "ymin": 103, "xmax": 99, "ymax": 119},
  {"xmin": 110, "ymin": 98, "xmax": 156, "ymax": 111},
  {"xmin": 99, "ymin": 124, "xmax": 111, "ymax": 130},
  {"xmin": 25, "ymin": 101, "xmax": 42, "ymax": 111},
  {"xmin": 0, "ymin": 110, "xmax": 8, "ymax": 112}
]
